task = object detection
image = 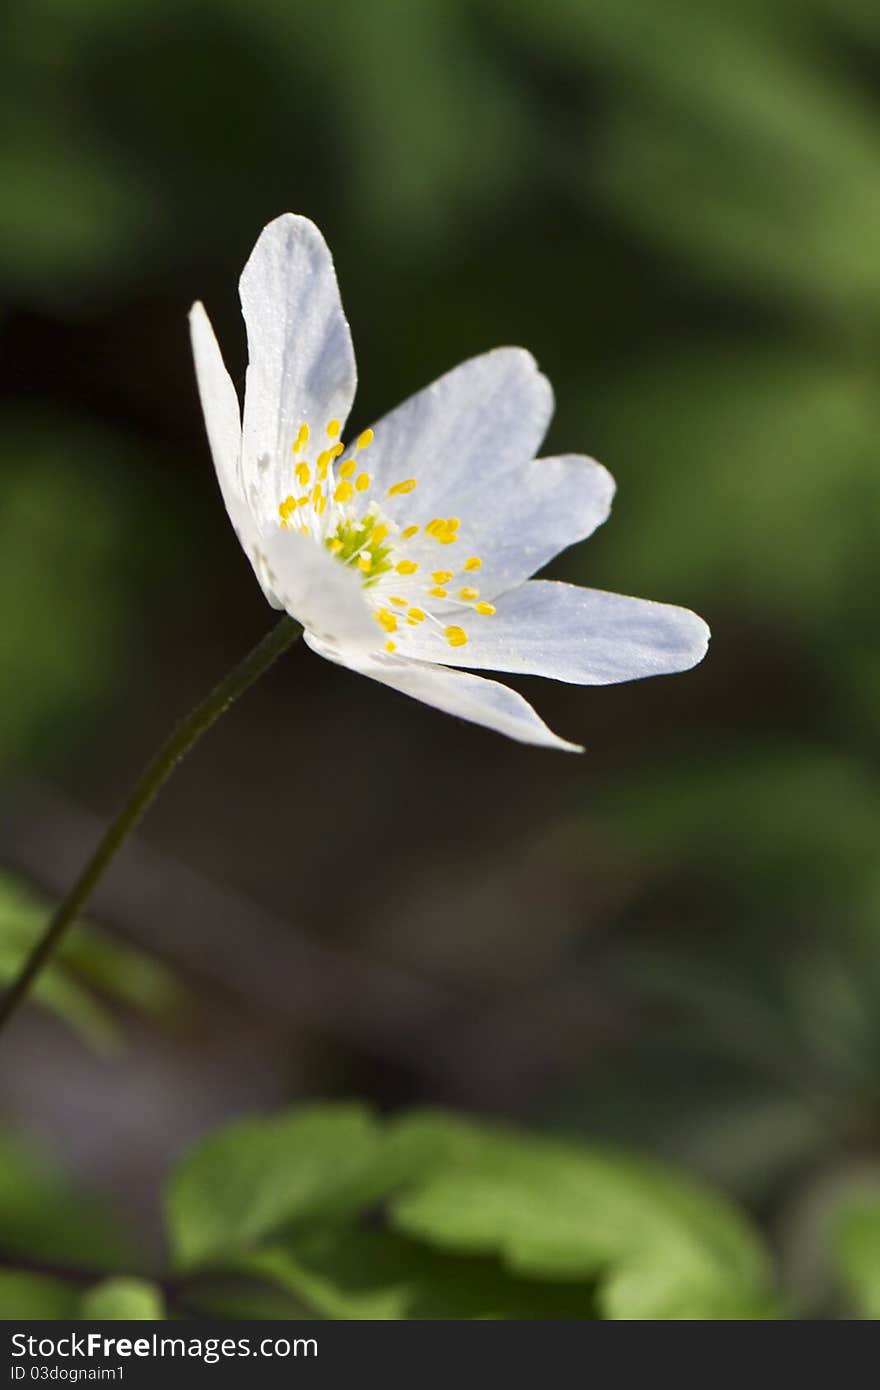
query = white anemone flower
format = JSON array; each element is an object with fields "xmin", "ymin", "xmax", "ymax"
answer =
[{"xmin": 190, "ymin": 214, "xmax": 708, "ymax": 752}]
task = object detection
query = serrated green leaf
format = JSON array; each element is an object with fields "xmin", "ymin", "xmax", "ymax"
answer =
[
  {"xmin": 835, "ymin": 1197, "xmax": 880, "ymax": 1318},
  {"xmin": 79, "ymin": 1278, "xmax": 164, "ymax": 1320}
]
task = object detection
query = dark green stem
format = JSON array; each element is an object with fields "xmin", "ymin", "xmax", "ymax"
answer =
[{"xmin": 0, "ymin": 615, "xmax": 302, "ymax": 1037}]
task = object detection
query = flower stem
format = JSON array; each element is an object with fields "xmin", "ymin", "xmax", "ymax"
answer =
[{"xmin": 0, "ymin": 615, "xmax": 303, "ymax": 1037}]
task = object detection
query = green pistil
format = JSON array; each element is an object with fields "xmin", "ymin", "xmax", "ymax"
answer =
[{"xmin": 325, "ymin": 517, "xmax": 393, "ymax": 586}]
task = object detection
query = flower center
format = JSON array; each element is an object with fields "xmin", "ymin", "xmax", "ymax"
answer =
[{"xmin": 277, "ymin": 419, "xmax": 496, "ymax": 653}]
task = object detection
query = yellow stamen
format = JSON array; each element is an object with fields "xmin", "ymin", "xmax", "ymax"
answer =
[
  {"xmin": 432, "ymin": 570, "xmax": 454, "ymax": 585},
  {"xmin": 317, "ymin": 450, "xmax": 331, "ymax": 479},
  {"xmin": 396, "ymin": 559, "xmax": 419, "ymax": 575},
  {"xmin": 328, "ymin": 538, "xmax": 343, "ymax": 554},
  {"xmin": 293, "ymin": 423, "xmax": 309, "ymax": 453},
  {"xmin": 407, "ymin": 608, "xmax": 425, "ymax": 624},
  {"xmin": 458, "ymin": 586, "xmax": 479, "ymax": 601},
  {"xmin": 295, "ymin": 462, "xmax": 310, "ymax": 487},
  {"xmin": 334, "ymin": 481, "xmax": 354, "ymax": 503},
  {"xmin": 464, "ymin": 556, "xmax": 482, "ymax": 572},
  {"xmin": 428, "ymin": 587, "xmax": 447, "ymax": 599},
  {"xmin": 312, "ymin": 483, "xmax": 323, "ymax": 506},
  {"xmin": 388, "ymin": 479, "xmax": 417, "ymax": 496},
  {"xmin": 385, "ymin": 640, "xmax": 396, "ymax": 653},
  {"xmin": 390, "ymin": 596, "xmax": 408, "ymax": 607},
  {"xmin": 330, "ymin": 442, "xmax": 345, "ymax": 459},
  {"xmin": 376, "ymin": 609, "xmax": 398, "ymax": 633},
  {"xmin": 475, "ymin": 602, "xmax": 495, "ymax": 615},
  {"xmin": 326, "ymin": 419, "xmax": 340, "ymax": 438},
  {"xmin": 357, "ymin": 555, "xmax": 372, "ymax": 573},
  {"xmin": 356, "ymin": 472, "xmax": 371, "ymax": 492},
  {"xmin": 357, "ymin": 428, "xmax": 374, "ymax": 449},
  {"xmin": 338, "ymin": 458, "xmax": 356, "ymax": 480},
  {"xmin": 445, "ymin": 625, "xmax": 468, "ymax": 648},
  {"xmin": 370, "ymin": 523, "xmax": 389, "ymax": 545},
  {"xmin": 401, "ymin": 525, "xmax": 419, "ymax": 539}
]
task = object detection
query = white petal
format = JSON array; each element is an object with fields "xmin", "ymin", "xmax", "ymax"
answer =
[
  {"xmin": 239, "ymin": 214, "xmax": 357, "ymax": 520},
  {"xmin": 305, "ymin": 634, "xmax": 582, "ymax": 752},
  {"xmin": 401, "ymin": 580, "xmax": 710, "ymax": 683},
  {"xmin": 260, "ymin": 528, "xmax": 377, "ymax": 650},
  {"xmin": 357, "ymin": 348, "xmax": 554, "ymax": 521},
  {"xmin": 190, "ymin": 302, "xmax": 282, "ymax": 606},
  {"xmin": 403, "ymin": 453, "xmax": 615, "ymax": 600}
]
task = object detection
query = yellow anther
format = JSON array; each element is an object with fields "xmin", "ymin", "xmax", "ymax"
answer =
[
  {"xmin": 407, "ymin": 608, "xmax": 425, "ymax": 624},
  {"xmin": 328, "ymin": 538, "xmax": 343, "ymax": 554},
  {"xmin": 357, "ymin": 428, "xmax": 374, "ymax": 449},
  {"xmin": 356, "ymin": 472, "xmax": 371, "ymax": 492},
  {"xmin": 432, "ymin": 570, "xmax": 454, "ymax": 585},
  {"xmin": 295, "ymin": 462, "xmax": 311, "ymax": 487},
  {"xmin": 458, "ymin": 586, "xmax": 479, "ymax": 601},
  {"xmin": 278, "ymin": 495, "xmax": 296, "ymax": 520},
  {"xmin": 376, "ymin": 609, "xmax": 398, "ymax": 633},
  {"xmin": 390, "ymin": 596, "xmax": 408, "ymax": 607},
  {"xmin": 297, "ymin": 494, "xmax": 309, "ymax": 508},
  {"xmin": 385, "ymin": 640, "xmax": 396, "ymax": 653},
  {"xmin": 293, "ymin": 423, "xmax": 310, "ymax": 452},
  {"xmin": 428, "ymin": 587, "xmax": 447, "ymax": 599},
  {"xmin": 300, "ymin": 524, "xmax": 309, "ymax": 536},
  {"xmin": 475, "ymin": 602, "xmax": 495, "ymax": 615},
  {"xmin": 312, "ymin": 483, "xmax": 323, "ymax": 506},
  {"xmin": 396, "ymin": 559, "xmax": 419, "ymax": 575},
  {"xmin": 326, "ymin": 419, "xmax": 341, "ymax": 438},
  {"xmin": 464, "ymin": 556, "xmax": 482, "ymax": 571},
  {"xmin": 388, "ymin": 479, "xmax": 417, "ymax": 496},
  {"xmin": 357, "ymin": 555, "xmax": 372, "ymax": 573},
  {"xmin": 338, "ymin": 458, "xmax": 356, "ymax": 479},
  {"xmin": 317, "ymin": 450, "xmax": 331, "ymax": 480},
  {"xmin": 330, "ymin": 442, "xmax": 345, "ymax": 459},
  {"xmin": 316, "ymin": 493, "xmax": 327, "ymax": 515},
  {"xmin": 445, "ymin": 625, "xmax": 468, "ymax": 648},
  {"xmin": 401, "ymin": 525, "xmax": 419, "ymax": 539},
  {"xmin": 334, "ymin": 481, "xmax": 354, "ymax": 504},
  {"xmin": 370, "ymin": 523, "xmax": 389, "ymax": 545},
  {"xmin": 427, "ymin": 518, "xmax": 459, "ymax": 544}
]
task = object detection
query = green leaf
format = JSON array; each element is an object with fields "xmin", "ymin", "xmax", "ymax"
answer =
[
  {"xmin": 386, "ymin": 1113, "xmax": 777, "ymax": 1320},
  {"xmin": 241, "ymin": 1230, "xmax": 597, "ymax": 1320},
  {"xmin": 835, "ymin": 1197, "xmax": 880, "ymax": 1318},
  {"xmin": 167, "ymin": 1104, "xmax": 398, "ymax": 1269},
  {"xmin": 0, "ymin": 1271, "xmax": 79, "ymax": 1319},
  {"xmin": 79, "ymin": 1278, "xmax": 164, "ymax": 1320},
  {"xmin": 165, "ymin": 1103, "xmax": 777, "ymax": 1320}
]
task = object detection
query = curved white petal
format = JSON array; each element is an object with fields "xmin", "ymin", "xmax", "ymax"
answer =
[
  {"xmin": 239, "ymin": 214, "xmax": 357, "ymax": 521},
  {"xmin": 401, "ymin": 580, "xmax": 710, "ymax": 684},
  {"xmin": 260, "ymin": 528, "xmax": 377, "ymax": 650},
  {"xmin": 400, "ymin": 453, "xmax": 615, "ymax": 601},
  {"xmin": 190, "ymin": 302, "xmax": 283, "ymax": 606},
  {"xmin": 357, "ymin": 348, "xmax": 554, "ymax": 522},
  {"xmin": 305, "ymin": 633, "xmax": 582, "ymax": 752}
]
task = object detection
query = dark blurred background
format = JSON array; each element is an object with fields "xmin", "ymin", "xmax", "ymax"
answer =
[{"xmin": 2, "ymin": 0, "xmax": 880, "ymax": 1315}]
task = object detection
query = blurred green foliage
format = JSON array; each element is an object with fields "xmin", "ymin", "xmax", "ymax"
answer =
[
  {"xmin": 2, "ymin": 0, "xmax": 880, "ymax": 1319},
  {"xmin": 0, "ymin": 1104, "xmax": 782, "ymax": 1320},
  {"xmin": 0, "ymin": 872, "xmax": 180, "ymax": 1048}
]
